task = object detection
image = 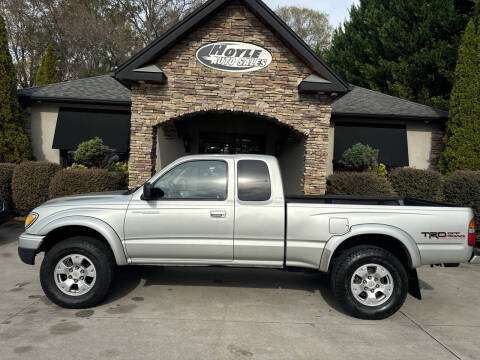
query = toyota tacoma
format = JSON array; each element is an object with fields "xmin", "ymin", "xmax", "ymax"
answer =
[{"xmin": 18, "ymin": 155, "xmax": 479, "ymax": 319}]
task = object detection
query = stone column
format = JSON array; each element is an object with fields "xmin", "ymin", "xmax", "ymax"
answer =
[
  {"xmin": 128, "ymin": 111, "xmax": 156, "ymax": 187},
  {"xmin": 303, "ymin": 124, "xmax": 329, "ymax": 195}
]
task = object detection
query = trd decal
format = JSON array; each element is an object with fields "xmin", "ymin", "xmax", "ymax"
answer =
[{"xmin": 421, "ymin": 232, "xmax": 466, "ymax": 239}]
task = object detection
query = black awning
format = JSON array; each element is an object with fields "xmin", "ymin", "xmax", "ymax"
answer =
[
  {"xmin": 334, "ymin": 122, "xmax": 409, "ymax": 167},
  {"xmin": 52, "ymin": 108, "xmax": 131, "ymax": 152}
]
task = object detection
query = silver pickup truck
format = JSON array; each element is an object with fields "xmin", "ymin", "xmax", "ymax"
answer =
[{"xmin": 18, "ymin": 155, "xmax": 479, "ymax": 319}]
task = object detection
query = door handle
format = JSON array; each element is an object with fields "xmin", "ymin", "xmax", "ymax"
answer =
[{"xmin": 210, "ymin": 210, "xmax": 226, "ymax": 218}]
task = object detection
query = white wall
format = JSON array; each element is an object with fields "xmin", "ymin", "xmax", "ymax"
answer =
[
  {"xmin": 278, "ymin": 137, "xmax": 305, "ymax": 195},
  {"xmin": 406, "ymin": 122, "xmax": 434, "ymax": 169},
  {"xmin": 156, "ymin": 127, "xmax": 187, "ymax": 171},
  {"xmin": 28, "ymin": 103, "xmax": 61, "ymax": 163}
]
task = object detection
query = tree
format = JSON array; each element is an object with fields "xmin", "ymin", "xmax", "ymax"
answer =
[
  {"xmin": 324, "ymin": 0, "xmax": 475, "ymax": 110},
  {"xmin": 0, "ymin": 14, "xmax": 32, "ymax": 163},
  {"xmin": 118, "ymin": 0, "xmax": 204, "ymax": 47},
  {"xmin": 74, "ymin": 137, "xmax": 114, "ymax": 168},
  {"xmin": 36, "ymin": 43, "xmax": 59, "ymax": 86},
  {"xmin": 275, "ymin": 6, "xmax": 332, "ymax": 52},
  {"xmin": 439, "ymin": 7, "xmax": 480, "ymax": 173}
]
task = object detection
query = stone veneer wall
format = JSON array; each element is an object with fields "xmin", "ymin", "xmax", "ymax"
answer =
[
  {"xmin": 128, "ymin": 2, "xmax": 333, "ymax": 194},
  {"xmin": 429, "ymin": 126, "xmax": 445, "ymax": 170}
]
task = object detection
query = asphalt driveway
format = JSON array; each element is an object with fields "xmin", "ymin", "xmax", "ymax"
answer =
[{"xmin": 0, "ymin": 221, "xmax": 479, "ymax": 360}]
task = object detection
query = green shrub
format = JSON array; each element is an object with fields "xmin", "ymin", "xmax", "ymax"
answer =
[
  {"xmin": 48, "ymin": 168, "xmax": 127, "ymax": 199},
  {"xmin": 339, "ymin": 143, "xmax": 379, "ymax": 171},
  {"xmin": 443, "ymin": 171, "xmax": 480, "ymax": 232},
  {"xmin": 74, "ymin": 137, "xmax": 114, "ymax": 168},
  {"xmin": 0, "ymin": 163, "xmax": 17, "ymax": 213},
  {"xmin": 389, "ymin": 168, "xmax": 442, "ymax": 201},
  {"xmin": 327, "ymin": 172, "xmax": 395, "ymax": 196},
  {"xmin": 12, "ymin": 161, "xmax": 61, "ymax": 215},
  {"xmin": 105, "ymin": 162, "xmax": 129, "ymax": 186}
]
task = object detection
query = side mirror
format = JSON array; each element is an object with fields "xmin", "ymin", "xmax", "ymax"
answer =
[
  {"xmin": 143, "ymin": 183, "xmax": 154, "ymax": 201},
  {"xmin": 142, "ymin": 183, "xmax": 164, "ymax": 200}
]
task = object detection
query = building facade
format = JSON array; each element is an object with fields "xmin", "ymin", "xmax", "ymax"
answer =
[{"xmin": 19, "ymin": 0, "xmax": 449, "ymax": 195}]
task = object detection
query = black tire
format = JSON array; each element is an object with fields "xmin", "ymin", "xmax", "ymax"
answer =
[
  {"xmin": 40, "ymin": 236, "xmax": 115, "ymax": 309},
  {"xmin": 330, "ymin": 245, "xmax": 408, "ymax": 320}
]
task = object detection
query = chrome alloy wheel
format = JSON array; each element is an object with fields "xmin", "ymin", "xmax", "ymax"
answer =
[
  {"xmin": 54, "ymin": 254, "xmax": 97, "ymax": 296},
  {"xmin": 350, "ymin": 263, "xmax": 394, "ymax": 307}
]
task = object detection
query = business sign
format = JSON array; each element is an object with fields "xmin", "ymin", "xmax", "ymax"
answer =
[{"xmin": 196, "ymin": 41, "xmax": 272, "ymax": 73}]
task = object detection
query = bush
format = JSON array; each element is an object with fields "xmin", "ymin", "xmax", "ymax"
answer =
[
  {"xmin": 327, "ymin": 172, "xmax": 395, "ymax": 196},
  {"xmin": 74, "ymin": 137, "xmax": 114, "ymax": 168},
  {"xmin": 443, "ymin": 171, "xmax": 480, "ymax": 232},
  {"xmin": 49, "ymin": 168, "xmax": 127, "ymax": 199},
  {"xmin": 389, "ymin": 168, "xmax": 442, "ymax": 201},
  {"xmin": 339, "ymin": 143, "xmax": 379, "ymax": 171},
  {"xmin": 0, "ymin": 163, "xmax": 17, "ymax": 213},
  {"xmin": 105, "ymin": 162, "xmax": 129, "ymax": 186},
  {"xmin": 12, "ymin": 161, "xmax": 61, "ymax": 215}
]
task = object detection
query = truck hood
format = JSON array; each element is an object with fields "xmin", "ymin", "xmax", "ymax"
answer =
[{"xmin": 42, "ymin": 191, "xmax": 132, "ymax": 207}]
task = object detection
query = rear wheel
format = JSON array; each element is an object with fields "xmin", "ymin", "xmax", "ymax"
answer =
[
  {"xmin": 330, "ymin": 245, "xmax": 408, "ymax": 320},
  {"xmin": 40, "ymin": 236, "xmax": 115, "ymax": 308}
]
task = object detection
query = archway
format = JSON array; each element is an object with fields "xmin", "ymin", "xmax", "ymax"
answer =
[{"xmin": 154, "ymin": 110, "xmax": 306, "ymax": 194}]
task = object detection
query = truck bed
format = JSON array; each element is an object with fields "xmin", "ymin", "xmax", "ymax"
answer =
[{"xmin": 285, "ymin": 195, "xmax": 457, "ymax": 207}]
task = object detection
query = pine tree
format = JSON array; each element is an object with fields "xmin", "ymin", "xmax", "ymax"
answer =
[
  {"xmin": 324, "ymin": 0, "xmax": 474, "ymax": 110},
  {"xmin": 439, "ymin": 5, "xmax": 480, "ymax": 173},
  {"xmin": 0, "ymin": 14, "xmax": 33, "ymax": 163},
  {"xmin": 35, "ymin": 43, "xmax": 59, "ymax": 86}
]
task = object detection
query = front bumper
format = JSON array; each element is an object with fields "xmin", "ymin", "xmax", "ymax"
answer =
[
  {"xmin": 18, "ymin": 232, "xmax": 45, "ymax": 265},
  {"xmin": 470, "ymin": 248, "xmax": 480, "ymax": 264}
]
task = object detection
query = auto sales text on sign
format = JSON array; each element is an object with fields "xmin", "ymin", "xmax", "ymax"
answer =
[{"xmin": 196, "ymin": 42, "xmax": 272, "ymax": 73}]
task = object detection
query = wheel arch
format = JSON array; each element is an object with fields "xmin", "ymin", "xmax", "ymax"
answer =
[
  {"xmin": 38, "ymin": 216, "xmax": 128, "ymax": 266},
  {"xmin": 320, "ymin": 224, "xmax": 421, "ymax": 272}
]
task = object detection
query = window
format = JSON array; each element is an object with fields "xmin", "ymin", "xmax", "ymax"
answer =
[
  {"xmin": 334, "ymin": 123, "xmax": 409, "ymax": 168},
  {"xmin": 154, "ymin": 161, "xmax": 227, "ymax": 200},
  {"xmin": 237, "ymin": 160, "xmax": 271, "ymax": 201}
]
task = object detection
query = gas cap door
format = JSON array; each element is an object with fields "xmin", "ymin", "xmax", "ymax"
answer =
[{"xmin": 329, "ymin": 218, "xmax": 350, "ymax": 235}]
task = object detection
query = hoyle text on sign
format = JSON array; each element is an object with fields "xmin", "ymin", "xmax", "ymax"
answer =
[{"xmin": 196, "ymin": 41, "xmax": 272, "ymax": 73}]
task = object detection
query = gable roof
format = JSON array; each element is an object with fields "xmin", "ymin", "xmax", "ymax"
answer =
[
  {"xmin": 114, "ymin": 0, "xmax": 350, "ymax": 93},
  {"xmin": 18, "ymin": 75, "xmax": 448, "ymax": 121},
  {"xmin": 18, "ymin": 75, "xmax": 131, "ymax": 106},
  {"xmin": 332, "ymin": 86, "xmax": 449, "ymax": 121}
]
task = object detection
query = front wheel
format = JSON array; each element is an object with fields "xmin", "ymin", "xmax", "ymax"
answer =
[
  {"xmin": 40, "ymin": 236, "xmax": 115, "ymax": 309},
  {"xmin": 330, "ymin": 245, "xmax": 408, "ymax": 320}
]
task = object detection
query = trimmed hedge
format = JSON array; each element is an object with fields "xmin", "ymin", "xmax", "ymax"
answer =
[
  {"xmin": 12, "ymin": 161, "xmax": 61, "ymax": 215},
  {"xmin": 389, "ymin": 168, "xmax": 442, "ymax": 201},
  {"xmin": 327, "ymin": 172, "xmax": 395, "ymax": 196},
  {"xmin": 443, "ymin": 171, "xmax": 480, "ymax": 231},
  {"xmin": 0, "ymin": 163, "xmax": 17, "ymax": 213},
  {"xmin": 49, "ymin": 168, "xmax": 127, "ymax": 199}
]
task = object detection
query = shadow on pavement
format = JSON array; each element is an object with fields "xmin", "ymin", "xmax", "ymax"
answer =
[
  {"xmin": 0, "ymin": 221, "xmax": 24, "ymax": 245},
  {"xmin": 105, "ymin": 265, "xmax": 349, "ymax": 315}
]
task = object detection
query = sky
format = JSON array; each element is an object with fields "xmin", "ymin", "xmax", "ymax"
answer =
[{"xmin": 264, "ymin": 0, "xmax": 360, "ymax": 28}]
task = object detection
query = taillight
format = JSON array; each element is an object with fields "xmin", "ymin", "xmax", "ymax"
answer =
[{"xmin": 468, "ymin": 219, "xmax": 476, "ymax": 247}]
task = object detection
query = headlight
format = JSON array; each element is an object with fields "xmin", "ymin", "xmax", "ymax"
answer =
[{"xmin": 25, "ymin": 213, "xmax": 38, "ymax": 229}]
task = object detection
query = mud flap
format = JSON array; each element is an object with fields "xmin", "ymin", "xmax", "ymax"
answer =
[{"xmin": 408, "ymin": 269, "xmax": 422, "ymax": 300}]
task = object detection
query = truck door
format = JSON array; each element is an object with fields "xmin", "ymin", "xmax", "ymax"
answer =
[
  {"xmin": 233, "ymin": 159, "xmax": 285, "ymax": 266},
  {"xmin": 124, "ymin": 159, "xmax": 234, "ymax": 263}
]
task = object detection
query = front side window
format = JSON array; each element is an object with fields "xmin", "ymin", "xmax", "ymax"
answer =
[
  {"xmin": 154, "ymin": 161, "xmax": 227, "ymax": 200},
  {"xmin": 237, "ymin": 160, "xmax": 271, "ymax": 201}
]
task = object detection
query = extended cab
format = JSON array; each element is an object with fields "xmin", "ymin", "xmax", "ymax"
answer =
[{"xmin": 18, "ymin": 155, "xmax": 479, "ymax": 319}]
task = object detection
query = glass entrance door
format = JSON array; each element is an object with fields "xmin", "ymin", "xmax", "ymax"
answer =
[{"xmin": 199, "ymin": 133, "xmax": 266, "ymax": 154}]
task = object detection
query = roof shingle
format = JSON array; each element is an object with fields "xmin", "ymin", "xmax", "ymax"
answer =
[
  {"xmin": 18, "ymin": 76, "xmax": 448, "ymax": 121},
  {"xmin": 18, "ymin": 75, "xmax": 131, "ymax": 105},
  {"xmin": 332, "ymin": 85, "xmax": 448, "ymax": 120}
]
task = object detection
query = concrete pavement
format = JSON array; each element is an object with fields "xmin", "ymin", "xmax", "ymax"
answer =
[{"xmin": 0, "ymin": 221, "xmax": 479, "ymax": 360}]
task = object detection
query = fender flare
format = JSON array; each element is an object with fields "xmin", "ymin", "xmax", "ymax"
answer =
[
  {"xmin": 319, "ymin": 224, "xmax": 421, "ymax": 272},
  {"xmin": 37, "ymin": 215, "xmax": 128, "ymax": 266}
]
